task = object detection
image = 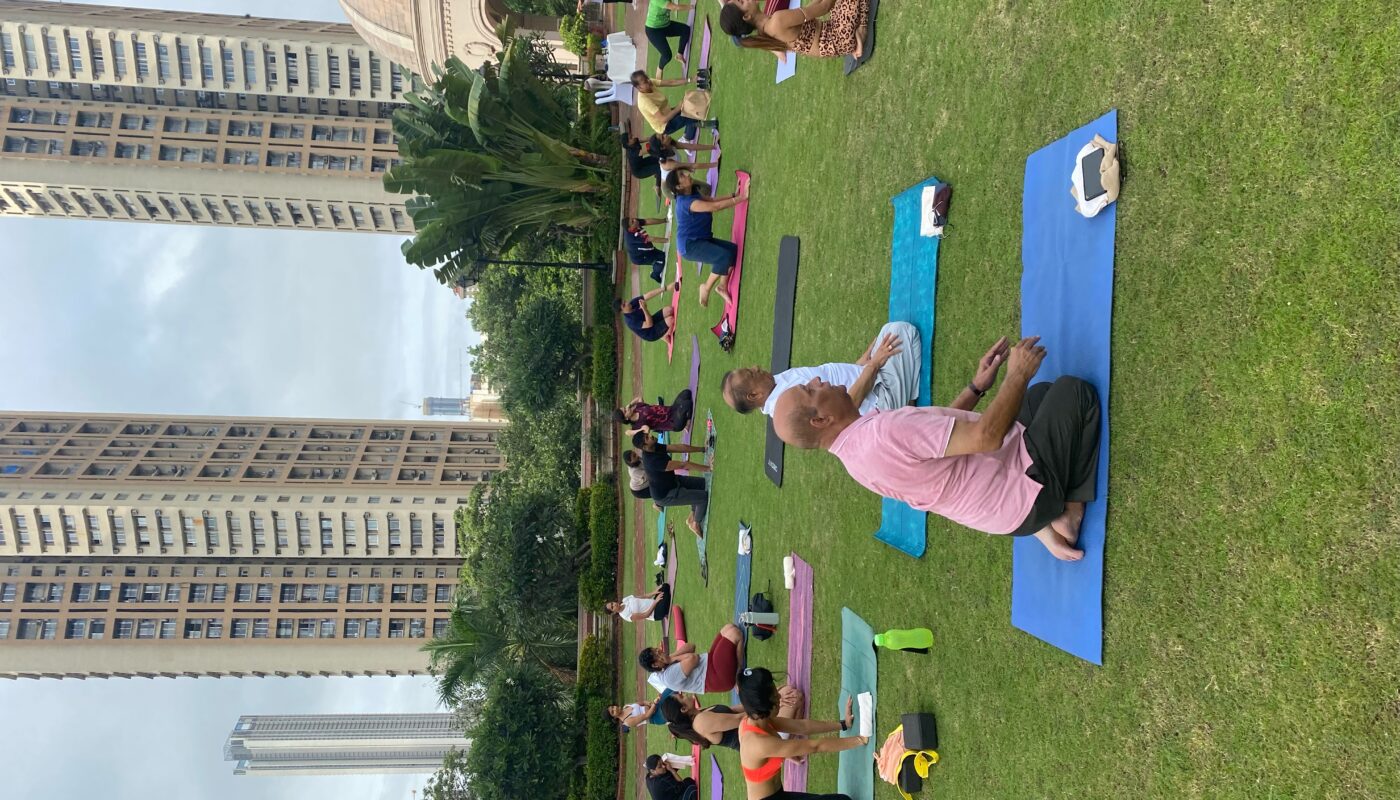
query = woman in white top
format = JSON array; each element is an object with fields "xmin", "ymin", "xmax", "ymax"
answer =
[
  {"xmin": 607, "ymin": 699, "xmax": 659, "ymax": 730},
  {"xmin": 607, "ymin": 582, "xmax": 672, "ymax": 623}
]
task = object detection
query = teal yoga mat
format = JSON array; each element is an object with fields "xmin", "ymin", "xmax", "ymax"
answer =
[
  {"xmin": 873, "ymin": 178, "xmax": 942, "ymax": 558},
  {"xmin": 837, "ymin": 607, "xmax": 876, "ymax": 800}
]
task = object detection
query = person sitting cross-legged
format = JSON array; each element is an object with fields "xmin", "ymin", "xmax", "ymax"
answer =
[
  {"xmin": 638, "ymin": 623, "xmax": 745, "ymax": 695},
  {"xmin": 660, "ymin": 684, "xmax": 805, "ymax": 750},
  {"xmin": 722, "ymin": 322, "xmax": 927, "ymax": 418},
  {"xmin": 607, "ymin": 582, "xmax": 672, "ymax": 625},
  {"xmin": 617, "ymin": 391, "xmax": 694, "ymax": 436},
  {"xmin": 634, "ymin": 431, "xmax": 710, "ymax": 537},
  {"xmin": 644, "ymin": 754, "xmax": 698, "ymax": 800},
  {"xmin": 618, "ymin": 282, "xmax": 682, "ymax": 343},
  {"xmin": 633, "ymin": 72, "xmax": 716, "ymax": 140},
  {"xmin": 772, "ymin": 336, "xmax": 1101, "ymax": 562},
  {"xmin": 624, "ymin": 216, "xmax": 670, "ymax": 283}
]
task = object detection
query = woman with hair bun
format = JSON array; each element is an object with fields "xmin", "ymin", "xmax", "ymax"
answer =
[
  {"xmin": 735, "ymin": 667, "xmax": 867, "ymax": 800},
  {"xmin": 719, "ymin": 0, "xmax": 869, "ymax": 60}
]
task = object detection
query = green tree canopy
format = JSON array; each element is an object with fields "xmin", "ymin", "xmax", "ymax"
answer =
[{"xmin": 464, "ymin": 665, "xmax": 573, "ymax": 800}]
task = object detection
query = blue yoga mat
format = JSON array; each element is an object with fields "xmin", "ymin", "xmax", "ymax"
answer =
[
  {"xmin": 836, "ymin": 608, "xmax": 876, "ymax": 800},
  {"xmin": 731, "ymin": 525, "xmax": 752, "ymax": 704},
  {"xmin": 872, "ymin": 178, "xmax": 942, "ymax": 558},
  {"xmin": 1011, "ymin": 109, "xmax": 1117, "ymax": 665}
]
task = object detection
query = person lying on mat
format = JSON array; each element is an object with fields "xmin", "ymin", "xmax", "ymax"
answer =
[
  {"xmin": 722, "ymin": 322, "xmax": 926, "ymax": 417},
  {"xmin": 633, "ymin": 72, "xmax": 716, "ymax": 139},
  {"xmin": 773, "ymin": 336, "xmax": 1101, "ymax": 562},
  {"xmin": 607, "ymin": 582, "xmax": 673, "ymax": 624},
  {"xmin": 664, "ymin": 167, "xmax": 748, "ymax": 309},
  {"xmin": 661, "ymin": 685, "xmax": 804, "ymax": 749},
  {"xmin": 635, "ymin": 431, "xmax": 711, "ymax": 536},
  {"xmin": 639, "ymin": 623, "xmax": 746, "ymax": 694},
  {"xmin": 720, "ymin": 0, "xmax": 870, "ymax": 61},
  {"xmin": 618, "ymin": 282, "xmax": 681, "ymax": 343},
  {"xmin": 644, "ymin": 754, "xmax": 698, "ymax": 800},
  {"xmin": 624, "ymin": 217, "xmax": 669, "ymax": 283},
  {"xmin": 736, "ymin": 667, "xmax": 867, "ymax": 800},
  {"xmin": 617, "ymin": 390, "xmax": 694, "ymax": 435}
]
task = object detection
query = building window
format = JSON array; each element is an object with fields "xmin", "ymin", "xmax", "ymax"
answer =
[
  {"xmin": 206, "ymin": 619, "xmax": 224, "ymax": 638},
  {"xmin": 115, "ymin": 142, "xmax": 151, "ymax": 160},
  {"xmin": 159, "ymin": 619, "xmax": 177, "ymax": 639},
  {"xmin": 184, "ymin": 619, "xmax": 203, "ymax": 639},
  {"xmin": 252, "ymin": 619, "xmax": 269, "ymax": 638},
  {"xmin": 276, "ymin": 619, "xmax": 294, "ymax": 638},
  {"xmin": 136, "ymin": 619, "xmax": 157, "ymax": 639},
  {"xmin": 388, "ymin": 619, "xmax": 406, "ymax": 638},
  {"xmin": 231, "ymin": 619, "xmax": 250, "ymax": 638}
]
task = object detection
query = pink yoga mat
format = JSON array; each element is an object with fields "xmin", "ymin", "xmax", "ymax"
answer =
[
  {"xmin": 710, "ymin": 755, "xmax": 724, "ymax": 800},
  {"xmin": 783, "ymin": 553, "xmax": 814, "ymax": 792},
  {"xmin": 709, "ymin": 171, "xmax": 751, "ymax": 345},
  {"xmin": 699, "ymin": 21, "xmax": 713, "ymax": 69},
  {"xmin": 665, "ymin": 248, "xmax": 683, "ymax": 362}
]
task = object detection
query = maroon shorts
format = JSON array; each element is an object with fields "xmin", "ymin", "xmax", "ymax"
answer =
[{"xmin": 703, "ymin": 629, "xmax": 739, "ymax": 692}]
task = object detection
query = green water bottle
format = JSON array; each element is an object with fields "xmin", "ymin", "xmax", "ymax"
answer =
[{"xmin": 874, "ymin": 627, "xmax": 933, "ymax": 654}]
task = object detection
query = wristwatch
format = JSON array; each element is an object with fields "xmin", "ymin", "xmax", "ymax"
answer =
[{"xmin": 967, "ymin": 381, "xmax": 987, "ymax": 398}]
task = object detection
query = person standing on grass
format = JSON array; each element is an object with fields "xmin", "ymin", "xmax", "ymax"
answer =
[
  {"xmin": 638, "ymin": 623, "xmax": 745, "ymax": 695},
  {"xmin": 634, "ymin": 431, "xmax": 710, "ymax": 537},
  {"xmin": 644, "ymin": 0, "xmax": 696, "ymax": 72},
  {"xmin": 664, "ymin": 168, "xmax": 748, "ymax": 310},
  {"xmin": 772, "ymin": 336, "xmax": 1101, "ymax": 562},
  {"xmin": 634, "ymin": 71, "xmax": 717, "ymax": 139},
  {"xmin": 618, "ymin": 282, "xmax": 681, "ymax": 343}
]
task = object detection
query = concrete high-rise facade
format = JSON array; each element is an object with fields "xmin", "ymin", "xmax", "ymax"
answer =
[
  {"xmin": 0, "ymin": 410, "xmax": 507, "ymax": 679},
  {"xmin": 0, "ymin": 0, "xmax": 413, "ymax": 233},
  {"xmin": 420, "ymin": 396, "xmax": 467, "ymax": 416},
  {"xmin": 224, "ymin": 712, "xmax": 468, "ymax": 776}
]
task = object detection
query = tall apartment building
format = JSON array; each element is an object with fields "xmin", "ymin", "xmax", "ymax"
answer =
[
  {"xmin": 0, "ymin": 0, "xmax": 413, "ymax": 233},
  {"xmin": 224, "ymin": 712, "xmax": 468, "ymax": 776},
  {"xmin": 0, "ymin": 410, "xmax": 507, "ymax": 679},
  {"xmin": 420, "ymin": 396, "xmax": 467, "ymax": 417}
]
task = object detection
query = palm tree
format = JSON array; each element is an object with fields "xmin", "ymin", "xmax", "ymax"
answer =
[
  {"xmin": 423, "ymin": 599, "xmax": 578, "ymax": 707},
  {"xmin": 385, "ymin": 34, "xmax": 615, "ymax": 288}
]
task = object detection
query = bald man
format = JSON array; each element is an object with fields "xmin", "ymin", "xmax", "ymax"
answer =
[{"xmin": 772, "ymin": 337, "xmax": 1100, "ymax": 561}]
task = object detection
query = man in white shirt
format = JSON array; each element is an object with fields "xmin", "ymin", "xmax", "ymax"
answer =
[{"xmin": 721, "ymin": 322, "xmax": 921, "ymax": 417}]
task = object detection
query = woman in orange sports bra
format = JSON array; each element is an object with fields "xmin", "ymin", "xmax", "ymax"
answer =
[{"xmin": 736, "ymin": 667, "xmax": 868, "ymax": 800}]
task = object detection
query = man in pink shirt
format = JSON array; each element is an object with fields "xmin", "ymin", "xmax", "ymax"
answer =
[{"xmin": 772, "ymin": 336, "xmax": 1100, "ymax": 561}]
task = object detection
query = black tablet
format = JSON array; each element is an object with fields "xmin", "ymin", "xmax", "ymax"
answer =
[{"xmin": 1080, "ymin": 147, "xmax": 1107, "ymax": 201}]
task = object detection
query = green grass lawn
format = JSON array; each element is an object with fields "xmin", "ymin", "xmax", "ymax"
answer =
[{"xmin": 619, "ymin": 1, "xmax": 1400, "ymax": 797}]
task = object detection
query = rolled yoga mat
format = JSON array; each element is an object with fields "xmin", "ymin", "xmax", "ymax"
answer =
[
  {"xmin": 872, "ymin": 178, "xmax": 943, "ymax": 558},
  {"xmin": 782, "ymin": 554, "xmax": 814, "ymax": 792},
  {"xmin": 1011, "ymin": 109, "xmax": 1117, "ymax": 665},
  {"xmin": 837, "ymin": 607, "xmax": 877, "ymax": 800},
  {"xmin": 765, "ymin": 236, "xmax": 801, "ymax": 487}
]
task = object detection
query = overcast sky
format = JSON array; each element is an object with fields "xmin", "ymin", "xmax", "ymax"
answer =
[{"xmin": 0, "ymin": 2, "xmax": 474, "ymax": 798}]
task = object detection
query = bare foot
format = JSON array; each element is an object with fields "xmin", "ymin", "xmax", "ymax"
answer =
[
  {"xmin": 1033, "ymin": 528, "xmax": 1084, "ymax": 561},
  {"xmin": 852, "ymin": 25, "xmax": 867, "ymax": 59},
  {"xmin": 714, "ymin": 286, "xmax": 732, "ymax": 307},
  {"xmin": 698, "ymin": 283, "xmax": 712, "ymax": 307},
  {"xmin": 1050, "ymin": 502, "xmax": 1085, "ymax": 545}
]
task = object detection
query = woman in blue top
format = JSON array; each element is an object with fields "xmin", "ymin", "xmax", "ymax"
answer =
[{"xmin": 664, "ymin": 167, "xmax": 749, "ymax": 309}]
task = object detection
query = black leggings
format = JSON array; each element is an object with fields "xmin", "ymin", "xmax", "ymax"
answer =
[
  {"xmin": 645, "ymin": 21, "xmax": 692, "ymax": 70},
  {"xmin": 760, "ymin": 792, "xmax": 852, "ymax": 800},
  {"xmin": 650, "ymin": 582, "xmax": 672, "ymax": 620}
]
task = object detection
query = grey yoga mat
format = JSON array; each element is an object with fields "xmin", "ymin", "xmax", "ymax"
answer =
[{"xmin": 764, "ymin": 236, "xmax": 800, "ymax": 487}]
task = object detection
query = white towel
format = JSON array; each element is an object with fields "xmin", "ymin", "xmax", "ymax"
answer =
[
  {"xmin": 919, "ymin": 185, "xmax": 944, "ymax": 237},
  {"xmin": 654, "ymin": 546, "xmax": 666, "ymax": 567},
  {"xmin": 857, "ymin": 692, "xmax": 874, "ymax": 738}
]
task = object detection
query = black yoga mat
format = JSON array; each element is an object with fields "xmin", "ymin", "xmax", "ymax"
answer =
[{"xmin": 765, "ymin": 236, "xmax": 801, "ymax": 487}]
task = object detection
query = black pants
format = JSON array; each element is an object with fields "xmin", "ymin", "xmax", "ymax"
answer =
[
  {"xmin": 645, "ymin": 21, "xmax": 692, "ymax": 70},
  {"xmin": 665, "ymin": 389, "xmax": 694, "ymax": 431},
  {"xmin": 651, "ymin": 582, "xmax": 672, "ymax": 620},
  {"xmin": 760, "ymin": 792, "xmax": 852, "ymax": 800},
  {"xmin": 1010, "ymin": 376, "xmax": 1102, "ymax": 536}
]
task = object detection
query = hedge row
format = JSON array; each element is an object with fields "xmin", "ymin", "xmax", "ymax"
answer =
[
  {"xmin": 570, "ymin": 634, "xmax": 617, "ymax": 800},
  {"xmin": 578, "ymin": 478, "xmax": 619, "ymax": 610},
  {"xmin": 591, "ymin": 271, "xmax": 617, "ymax": 409}
]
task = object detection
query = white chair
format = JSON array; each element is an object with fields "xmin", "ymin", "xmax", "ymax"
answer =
[{"xmin": 594, "ymin": 82, "xmax": 635, "ymax": 106}]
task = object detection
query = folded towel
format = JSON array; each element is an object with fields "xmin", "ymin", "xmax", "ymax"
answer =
[{"xmin": 920, "ymin": 186, "xmax": 944, "ymax": 237}]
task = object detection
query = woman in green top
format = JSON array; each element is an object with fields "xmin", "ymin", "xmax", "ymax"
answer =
[{"xmin": 645, "ymin": 0, "xmax": 696, "ymax": 71}]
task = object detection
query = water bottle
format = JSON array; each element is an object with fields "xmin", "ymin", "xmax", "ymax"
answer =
[{"xmin": 873, "ymin": 627, "xmax": 933, "ymax": 653}]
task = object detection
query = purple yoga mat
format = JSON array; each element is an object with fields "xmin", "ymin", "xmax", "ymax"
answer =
[
  {"xmin": 710, "ymin": 755, "xmax": 723, "ymax": 800},
  {"xmin": 700, "ymin": 21, "xmax": 713, "ymax": 69},
  {"xmin": 682, "ymin": 335, "xmax": 701, "ymax": 449},
  {"xmin": 783, "ymin": 554, "xmax": 814, "ymax": 792}
]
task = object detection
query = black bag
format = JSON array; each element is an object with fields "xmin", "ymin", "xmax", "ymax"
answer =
[{"xmin": 747, "ymin": 591, "xmax": 776, "ymax": 640}]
